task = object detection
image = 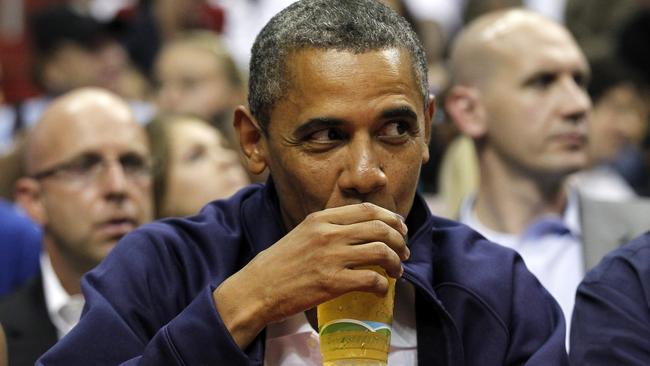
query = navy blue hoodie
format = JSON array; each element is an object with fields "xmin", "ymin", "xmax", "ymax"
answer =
[
  {"xmin": 38, "ymin": 183, "xmax": 568, "ymax": 365},
  {"xmin": 570, "ymin": 231, "xmax": 650, "ymax": 365}
]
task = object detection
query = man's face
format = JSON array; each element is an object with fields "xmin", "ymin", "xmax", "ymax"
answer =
[
  {"xmin": 155, "ymin": 45, "xmax": 238, "ymax": 121},
  {"xmin": 260, "ymin": 48, "xmax": 432, "ymax": 229},
  {"xmin": 479, "ymin": 25, "xmax": 591, "ymax": 179},
  {"xmin": 34, "ymin": 106, "xmax": 153, "ymax": 270}
]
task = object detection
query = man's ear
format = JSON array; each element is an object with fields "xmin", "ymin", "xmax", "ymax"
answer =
[
  {"xmin": 421, "ymin": 94, "xmax": 436, "ymax": 164},
  {"xmin": 234, "ymin": 106, "xmax": 268, "ymax": 175},
  {"xmin": 14, "ymin": 177, "xmax": 47, "ymax": 225},
  {"xmin": 445, "ymin": 85, "xmax": 487, "ymax": 138}
]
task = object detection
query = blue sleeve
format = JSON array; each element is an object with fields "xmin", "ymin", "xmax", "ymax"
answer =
[
  {"xmin": 570, "ymin": 249, "xmax": 650, "ymax": 365},
  {"xmin": 507, "ymin": 255, "xmax": 569, "ymax": 365},
  {"xmin": 37, "ymin": 230, "xmax": 262, "ymax": 365}
]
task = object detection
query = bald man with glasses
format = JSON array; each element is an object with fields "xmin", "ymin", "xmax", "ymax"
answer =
[{"xmin": 0, "ymin": 87, "xmax": 153, "ymax": 366}]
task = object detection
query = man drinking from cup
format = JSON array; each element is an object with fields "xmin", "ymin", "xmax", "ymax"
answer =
[{"xmin": 39, "ymin": 1, "xmax": 567, "ymax": 364}]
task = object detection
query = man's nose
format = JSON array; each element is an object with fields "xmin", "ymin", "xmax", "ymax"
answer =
[
  {"xmin": 337, "ymin": 138, "xmax": 388, "ymax": 196},
  {"xmin": 101, "ymin": 161, "xmax": 129, "ymax": 199},
  {"xmin": 560, "ymin": 76, "xmax": 591, "ymax": 123}
]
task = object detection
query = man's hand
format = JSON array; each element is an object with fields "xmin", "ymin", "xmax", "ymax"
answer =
[{"xmin": 213, "ymin": 202, "xmax": 409, "ymax": 349}]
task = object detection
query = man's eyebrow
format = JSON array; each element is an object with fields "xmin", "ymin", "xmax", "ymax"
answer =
[
  {"xmin": 294, "ymin": 117, "xmax": 346, "ymax": 137},
  {"xmin": 380, "ymin": 106, "xmax": 418, "ymax": 120}
]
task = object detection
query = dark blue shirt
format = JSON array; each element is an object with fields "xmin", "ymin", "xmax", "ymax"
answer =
[
  {"xmin": 39, "ymin": 183, "xmax": 568, "ymax": 365},
  {"xmin": 570, "ymin": 231, "xmax": 650, "ymax": 365}
]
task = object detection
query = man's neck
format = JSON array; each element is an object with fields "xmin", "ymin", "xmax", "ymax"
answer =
[
  {"xmin": 474, "ymin": 157, "xmax": 568, "ymax": 235},
  {"xmin": 44, "ymin": 238, "xmax": 83, "ymax": 295}
]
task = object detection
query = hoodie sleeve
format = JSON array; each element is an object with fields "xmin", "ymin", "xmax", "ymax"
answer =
[{"xmin": 36, "ymin": 229, "xmax": 263, "ymax": 366}]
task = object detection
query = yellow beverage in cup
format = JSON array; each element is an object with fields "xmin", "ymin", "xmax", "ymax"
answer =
[{"xmin": 317, "ymin": 266, "xmax": 396, "ymax": 366}]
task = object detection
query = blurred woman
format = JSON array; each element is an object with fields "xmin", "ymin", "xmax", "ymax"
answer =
[
  {"xmin": 154, "ymin": 31, "xmax": 244, "ymax": 146},
  {"xmin": 146, "ymin": 115, "xmax": 249, "ymax": 218}
]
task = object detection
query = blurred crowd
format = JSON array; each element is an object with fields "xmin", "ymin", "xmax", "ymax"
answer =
[
  {"xmin": 0, "ymin": 0, "xmax": 647, "ymax": 209},
  {"xmin": 0, "ymin": 0, "xmax": 649, "ymax": 365}
]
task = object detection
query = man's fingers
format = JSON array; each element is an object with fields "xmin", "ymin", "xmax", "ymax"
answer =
[
  {"xmin": 343, "ymin": 242, "xmax": 404, "ymax": 279},
  {"xmin": 337, "ymin": 267, "xmax": 391, "ymax": 296},
  {"xmin": 335, "ymin": 220, "xmax": 410, "ymax": 261},
  {"xmin": 312, "ymin": 202, "xmax": 408, "ymax": 237}
]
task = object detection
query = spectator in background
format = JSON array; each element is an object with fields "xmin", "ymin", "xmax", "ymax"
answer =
[
  {"xmin": 0, "ymin": 88, "xmax": 153, "ymax": 366},
  {"xmin": 570, "ymin": 58, "xmax": 649, "ymax": 201},
  {"xmin": 0, "ymin": 4, "xmax": 154, "ymax": 155},
  {"xmin": 146, "ymin": 115, "xmax": 249, "ymax": 218},
  {"xmin": 565, "ymin": 0, "xmax": 641, "ymax": 62},
  {"xmin": 0, "ymin": 108, "xmax": 41, "ymax": 300},
  {"xmin": 570, "ymin": 231, "xmax": 650, "ymax": 365},
  {"xmin": 617, "ymin": 7, "xmax": 650, "ymax": 197},
  {"xmin": 445, "ymin": 8, "xmax": 650, "ymax": 342},
  {"xmin": 153, "ymin": 31, "xmax": 245, "ymax": 148}
]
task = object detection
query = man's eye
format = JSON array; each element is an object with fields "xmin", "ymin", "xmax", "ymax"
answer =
[
  {"xmin": 529, "ymin": 73, "xmax": 556, "ymax": 89},
  {"xmin": 120, "ymin": 154, "xmax": 150, "ymax": 172},
  {"xmin": 308, "ymin": 128, "xmax": 344, "ymax": 142},
  {"xmin": 573, "ymin": 72, "xmax": 588, "ymax": 89},
  {"xmin": 380, "ymin": 121, "xmax": 410, "ymax": 137},
  {"xmin": 68, "ymin": 155, "xmax": 102, "ymax": 173}
]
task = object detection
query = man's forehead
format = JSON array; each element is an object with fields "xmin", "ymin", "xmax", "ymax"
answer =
[
  {"xmin": 284, "ymin": 47, "xmax": 419, "ymax": 95},
  {"xmin": 487, "ymin": 23, "xmax": 586, "ymax": 75},
  {"xmin": 33, "ymin": 111, "xmax": 147, "ymax": 168}
]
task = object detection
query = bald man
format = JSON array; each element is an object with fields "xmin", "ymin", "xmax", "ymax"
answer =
[
  {"xmin": 445, "ymin": 8, "xmax": 650, "ymax": 343},
  {"xmin": 0, "ymin": 87, "xmax": 153, "ymax": 366}
]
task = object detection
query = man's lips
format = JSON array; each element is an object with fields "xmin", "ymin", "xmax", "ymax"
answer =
[
  {"xmin": 553, "ymin": 132, "xmax": 587, "ymax": 147},
  {"xmin": 96, "ymin": 218, "xmax": 137, "ymax": 238}
]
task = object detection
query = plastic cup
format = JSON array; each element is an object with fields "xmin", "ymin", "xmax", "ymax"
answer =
[{"xmin": 317, "ymin": 266, "xmax": 396, "ymax": 366}]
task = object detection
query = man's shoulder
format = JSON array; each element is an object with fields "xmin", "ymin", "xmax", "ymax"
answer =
[
  {"xmin": 0, "ymin": 275, "xmax": 50, "ymax": 331},
  {"xmin": 423, "ymin": 214, "xmax": 523, "ymax": 281},
  {"xmin": 0, "ymin": 275, "xmax": 58, "ymax": 365},
  {"xmin": 429, "ymin": 214, "xmax": 518, "ymax": 260},
  {"xmin": 128, "ymin": 184, "xmax": 266, "ymax": 243},
  {"xmin": 98, "ymin": 184, "xmax": 271, "ymax": 278}
]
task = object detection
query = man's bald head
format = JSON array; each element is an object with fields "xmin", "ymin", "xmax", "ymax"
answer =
[
  {"xmin": 16, "ymin": 87, "xmax": 153, "ymax": 280},
  {"xmin": 449, "ymin": 9, "xmax": 579, "ymax": 87},
  {"xmin": 24, "ymin": 87, "xmax": 138, "ymax": 175}
]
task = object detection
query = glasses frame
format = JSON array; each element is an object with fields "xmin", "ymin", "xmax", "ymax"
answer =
[{"xmin": 30, "ymin": 153, "xmax": 153, "ymax": 185}]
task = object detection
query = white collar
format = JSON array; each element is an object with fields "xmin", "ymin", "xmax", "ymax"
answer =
[{"xmin": 40, "ymin": 253, "xmax": 84, "ymax": 339}]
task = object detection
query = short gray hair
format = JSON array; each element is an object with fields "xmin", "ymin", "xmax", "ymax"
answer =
[{"xmin": 248, "ymin": 0, "xmax": 429, "ymax": 131}]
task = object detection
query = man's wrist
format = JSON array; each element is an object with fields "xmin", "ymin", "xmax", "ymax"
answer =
[{"xmin": 213, "ymin": 274, "xmax": 267, "ymax": 349}]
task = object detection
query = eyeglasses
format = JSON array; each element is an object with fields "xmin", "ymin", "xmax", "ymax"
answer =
[{"xmin": 31, "ymin": 152, "xmax": 152, "ymax": 185}]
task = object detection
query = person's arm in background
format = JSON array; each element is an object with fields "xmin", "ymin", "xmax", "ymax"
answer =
[{"xmin": 570, "ymin": 234, "xmax": 650, "ymax": 365}]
